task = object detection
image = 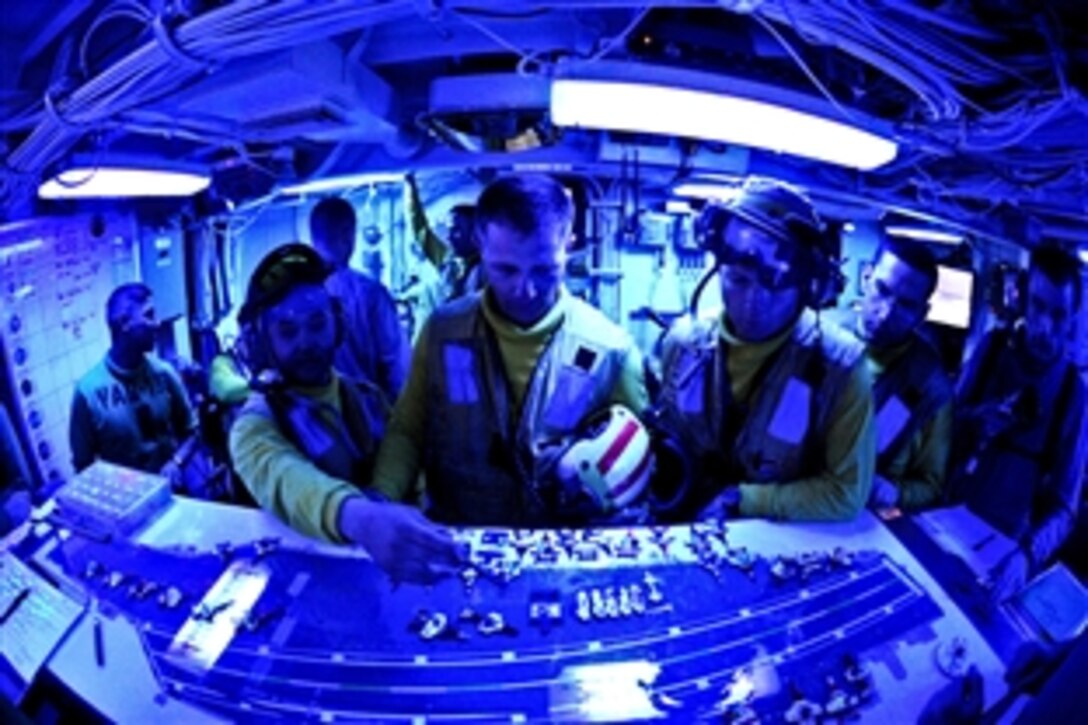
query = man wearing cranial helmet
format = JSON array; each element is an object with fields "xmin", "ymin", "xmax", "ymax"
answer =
[
  {"xmin": 655, "ymin": 178, "xmax": 875, "ymax": 522},
  {"xmin": 228, "ymin": 243, "xmax": 461, "ymax": 584}
]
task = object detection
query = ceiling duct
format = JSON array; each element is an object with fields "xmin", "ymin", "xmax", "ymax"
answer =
[
  {"xmin": 147, "ymin": 41, "xmax": 398, "ymax": 144},
  {"xmin": 423, "ymin": 73, "xmax": 557, "ymax": 153}
]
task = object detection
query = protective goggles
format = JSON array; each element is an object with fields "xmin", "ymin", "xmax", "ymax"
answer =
[{"xmin": 717, "ymin": 244, "xmax": 807, "ymax": 291}]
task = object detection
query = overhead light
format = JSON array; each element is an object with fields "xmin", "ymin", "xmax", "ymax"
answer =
[
  {"xmin": 550, "ymin": 72, "xmax": 898, "ymax": 171},
  {"xmin": 280, "ymin": 172, "xmax": 404, "ymax": 196},
  {"xmin": 885, "ymin": 225, "xmax": 964, "ymax": 245},
  {"xmin": 665, "ymin": 199, "xmax": 695, "ymax": 215},
  {"xmin": 843, "ymin": 222, "xmax": 856, "ymax": 233},
  {"xmin": 39, "ymin": 161, "xmax": 210, "ymax": 199},
  {"xmin": 1078, "ymin": 248, "xmax": 1088, "ymax": 265},
  {"xmin": 671, "ymin": 181, "xmax": 743, "ymax": 203}
]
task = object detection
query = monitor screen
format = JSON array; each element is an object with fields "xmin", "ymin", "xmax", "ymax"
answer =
[{"xmin": 927, "ymin": 266, "xmax": 974, "ymax": 329}]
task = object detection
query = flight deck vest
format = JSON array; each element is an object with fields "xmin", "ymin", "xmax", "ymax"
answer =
[
  {"xmin": 872, "ymin": 335, "xmax": 953, "ymax": 474},
  {"xmin": 658, "ymin": 309, "xmax": 864, "ymax": 517},
  {"xmin": 243, "ymin": 374, "xmax": 389, "ymax": 490},
  {"xmin": 422, "ymin": 293, "xmax": 631, "ymax": 526}
]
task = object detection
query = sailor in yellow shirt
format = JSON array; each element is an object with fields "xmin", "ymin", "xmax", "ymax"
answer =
[
  {"xmin": 850, "ymin": 238, "xmax": 952, "ymax": 512},
  {"xmin": 372, "ymin": 174, "xmax": 649, "ymax": 526},
  {"xmin": 656, "ymin": 178, "xmax": 875, "ymax": 522},
  {"xmin": 228, "ymin": 243, "xmax": 460, "ymax": 583}
]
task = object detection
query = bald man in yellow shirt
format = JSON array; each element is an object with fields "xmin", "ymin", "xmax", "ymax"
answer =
[{"xmin": 372, "ymin": 174, "xmax": 648, "ymax": 526}]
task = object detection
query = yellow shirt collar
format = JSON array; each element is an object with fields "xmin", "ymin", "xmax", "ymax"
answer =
[
  {"xmin": 481, "ymin": 288, "xmax": 569, "ymax": 341},
  {"xmin": 717, "ymin": 310, "xmax": 797, "ymax": 353}
]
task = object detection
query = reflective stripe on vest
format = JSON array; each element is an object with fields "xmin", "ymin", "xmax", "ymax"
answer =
[
  {"xmin": 247, "ymin": 375, "xmax": 388, "ymax": 489},
  {"xmin": 872, "ymin": 334, "xmax": 952, "ymax": 472}
]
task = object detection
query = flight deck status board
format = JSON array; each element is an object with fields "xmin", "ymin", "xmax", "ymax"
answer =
[
  {"xmin": 0, "ymin": 214, "xmax": 137, "ymax": 494},
  {"xmin": 12, "ymin": 519, "xmax": 1006, "ymax": 724}
]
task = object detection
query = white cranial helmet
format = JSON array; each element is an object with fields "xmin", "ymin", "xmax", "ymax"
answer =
[{"xmin": 555, "ymin": 405, "xmax": 655, "ymax": 514}]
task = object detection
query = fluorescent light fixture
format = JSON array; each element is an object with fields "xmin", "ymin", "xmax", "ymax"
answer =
[
  {"xmin": 551, "ymin": 78, "xmax": 898, "ymax": 171},
  {"xmin": 665, "ymin": 199, "xmax": 694, "ymax": 215},
  {"xmin": 39, "ymin": 166, "xmax": 210, "ymax": 199},
  {"xmin": 885, "ymin": 225, "xmax": 964, "ymax": 245},
  {"xmin": 671, "ymin": 182, "xmax": 743, "ymax": 203},
  {"xmin": 280, "ymin": 172, "xmax": 404, "ymax": 196}
]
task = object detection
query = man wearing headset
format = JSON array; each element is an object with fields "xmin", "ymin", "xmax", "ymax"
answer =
[
  {"xmin": 850, "ymin": 238, "xmax": 953, "ymax": 512},
  {"xmin": 228, "ymin": 243, "xmax": 461, "ymax": 583},
  {"xmin": 656, "ymin": 178, "xmax": 875, "ymax": 522},
  {"xmin": 371, "ymin": 173, "xmax": 649, "ymax": 525},
  {"xmin": 949, "ymin": 245, "xmax": 1086, "ymax": 602}
]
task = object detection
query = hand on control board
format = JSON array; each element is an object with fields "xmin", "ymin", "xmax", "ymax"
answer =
[{"xmin": 339, "ymin": 497, "xmax": 462, "ymax": 584}]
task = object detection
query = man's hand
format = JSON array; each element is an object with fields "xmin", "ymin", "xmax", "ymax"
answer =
[
  {"xmin": 868, "ymin": 475, "xmax": 900, "ymax": 510},
  {"xmin": 1004, "ymin": 640, "xmax": 1063, "ymax": 697},
  {"xmin": 986, "ymin": 548, "xmax": 1029, "ymax": 604},
  {"xmin": 918, "ymin": 666, "xmax": 984, "ymax": 724},
  {"xmin": 338, "ymin": 497, "xmax": 462, "ymax": 584}
]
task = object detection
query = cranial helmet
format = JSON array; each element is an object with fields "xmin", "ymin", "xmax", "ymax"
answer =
[
  {"xmin": 695, "ymin": 177, "xmax": 843, "ymax": 308},
  {"xmin": 555, "ymin": 405, "xmax": 655, "ymax": 514}
]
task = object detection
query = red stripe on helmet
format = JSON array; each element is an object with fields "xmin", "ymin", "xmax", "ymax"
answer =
[
  {"xmin": 610, "ymin": 446, "xmax": 654, "ymax": 500},
  {"xmin": 597, "ymin": 419, "xmax": 639, "ymax": 474}
]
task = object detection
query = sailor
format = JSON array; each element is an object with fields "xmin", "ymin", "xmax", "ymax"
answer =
[{"xmin": 656, "ymin": 178, "xmax": 875, "ymax": 521}]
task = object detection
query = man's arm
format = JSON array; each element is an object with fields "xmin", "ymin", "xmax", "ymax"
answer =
[
  {"xmin": 894, "ymin": 401, "xmax": 953, "ymax": 510},
  {"xmin": 69, "ymin": 389, "xmax": 96, "ymax": 473},
  {"xmin": 1023, "ymin": 374, "xmax": 1088, "ymax": 568},
  {"xmin": 164, "ymin": 365, "xmax": 197, "ymax": 439},
  {"xmin": 229, "ymin": 409, "xmax": 358, "ymax": 542},
  {"xmin": 373, "ymin": 284, "xmax": 410, "ymax": 400},
  {"xmin": 954, "ymin": 330, "xmax": 999, "ymax": 415},
  {"xmin": 739, "ymin": 360, "xmax": 876, "ymax": 521},
  {"xmin": 404, "ymin": 174, "xmax": 448, "ymax": 269},
  {"xmin": 370, "ymin": 323, "xmax": 431, "ymax": 502}
]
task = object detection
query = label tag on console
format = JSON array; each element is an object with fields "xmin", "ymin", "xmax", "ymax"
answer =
[{"xmin": 166, "ymin": 560, "xmax": 269, "ymax": 672}]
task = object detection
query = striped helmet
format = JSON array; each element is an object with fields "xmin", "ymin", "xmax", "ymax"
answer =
[{"xmin": 555, "ymin": 405, "xmax": 655, "ymax": 514}]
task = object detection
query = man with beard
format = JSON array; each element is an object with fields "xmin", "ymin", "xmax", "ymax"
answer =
[
  {"xmin": 70, "ymin": 283, "xmax": 195, "ymax": 474},
  {"xmin": 229, "ymin": 244, "xmax": 461, "ymax": 583},
  {"xmin": 372, "ymin": 174, "xmax": 649, "ymax": 525},
  {"xmin": 850, "ymin": 238, "xmax": 952, "ymax": 512},
  {"xmin": 656, "ymin": 178, "xmax": 875, "ymax": 522},
  {"xmin": 950, "ymin": 245, "xmax": 1087, "ymax": 602}
]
